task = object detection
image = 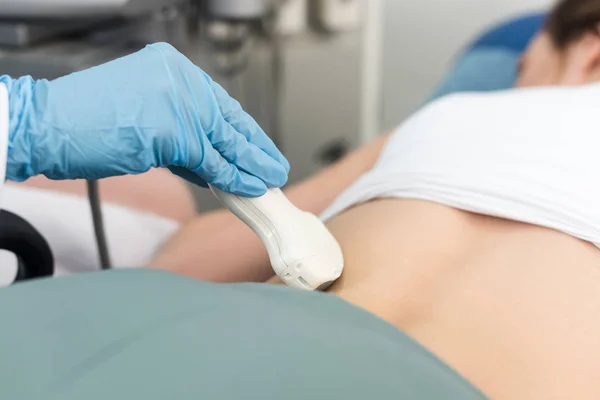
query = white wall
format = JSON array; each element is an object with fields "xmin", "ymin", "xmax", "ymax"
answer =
[{"xmin": 381, "ymin": 0, "xmax": 554, "ymax": 131}]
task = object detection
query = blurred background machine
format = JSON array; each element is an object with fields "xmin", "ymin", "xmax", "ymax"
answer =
[{"xmin": 0, "ymin": 0, "xmax": 382, "ymax": 211}]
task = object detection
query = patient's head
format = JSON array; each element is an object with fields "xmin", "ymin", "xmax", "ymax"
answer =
[{"xmin": 518, "ymin": 0, "xmax": 600, "ymax": 86}]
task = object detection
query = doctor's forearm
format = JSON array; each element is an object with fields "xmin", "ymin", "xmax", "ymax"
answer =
[{"xmin": 149, "ymin": 133, "xmax": 390, "ymax": 283}]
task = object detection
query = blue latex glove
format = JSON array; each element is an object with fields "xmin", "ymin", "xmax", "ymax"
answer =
[{"xmin": 1, "ymin": 42, "xmax": 290, "ymax": 197}]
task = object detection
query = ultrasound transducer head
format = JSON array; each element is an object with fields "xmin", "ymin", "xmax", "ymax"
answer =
[{"xmin": 210, "ymin": 186, "xmax": 344, "ymax": 291}]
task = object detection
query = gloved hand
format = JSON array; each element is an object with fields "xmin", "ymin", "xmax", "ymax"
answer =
[{"xmin": 1, "ymin": 42, "xmax": 289, "ymax": 197}]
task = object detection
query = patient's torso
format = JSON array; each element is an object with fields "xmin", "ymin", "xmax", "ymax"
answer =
[
  {"xmin": 320, "ymin": 87, "xmax": 600, "ymax": 398},
  {"xmin": 326, "ymin": 199, "xmax": 600, "ymax": 399}
]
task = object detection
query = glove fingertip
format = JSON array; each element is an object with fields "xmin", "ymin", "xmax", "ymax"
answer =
[
  {"xmin": 280, "ymin": 155, "xmax": 291, "ymax": 174},
  {"xmin": 236, "ymin": 183, "xmax": 268, "ymax": 198},
  {"xmin": 226, "ymin": 174, "xmax": 268, "ymax": 197},
  {"xmin": 264, "ymin": 167, "xmax": 289, "ymax": 189}
]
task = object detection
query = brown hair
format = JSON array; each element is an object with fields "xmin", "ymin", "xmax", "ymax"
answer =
[{"xmin": 545, "ymin": 0, "xmax": 600, "ymax": 49}]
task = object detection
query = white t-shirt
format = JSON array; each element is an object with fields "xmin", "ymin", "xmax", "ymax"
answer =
[{"xmin": 322, "ymin": 83, "xmax": 600, "ymax": 247}]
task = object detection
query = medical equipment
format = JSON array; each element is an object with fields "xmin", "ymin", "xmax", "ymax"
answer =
[
  {"xmin": 210, "ymin": 186, "xmax": 344, "ymax": 291},
  {"xmin": 206, "ymin": 0, "xmax": 270, "ymax": 20},
  {"xmin": 87, "ymin": 181, "xmax": 111, "ymax": 269},
  {"xmin": 311, "ymin": 0, "xmax": 362, "ymax": 32},
  {"xmin": 0, "ymin": 209, "xmax": 54, "ymax": 284},
  {"xmin": 0, "ymin": 0, "xmax": 184, "ymax": 18}
]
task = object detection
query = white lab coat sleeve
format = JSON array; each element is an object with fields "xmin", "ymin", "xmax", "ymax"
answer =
[{"xmin": 0, "ymin": 83, "xmax": 9, "ymax": 204}]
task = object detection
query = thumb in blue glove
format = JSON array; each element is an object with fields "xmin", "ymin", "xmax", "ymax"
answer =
[{"xmin": 1, "ymin": 42, "xmax": 290, "ymax": 197}]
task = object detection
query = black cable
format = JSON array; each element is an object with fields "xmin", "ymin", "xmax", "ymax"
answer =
[{"xmin": 87, "ymin": 180, "xmax": 111, "ymax": 270}]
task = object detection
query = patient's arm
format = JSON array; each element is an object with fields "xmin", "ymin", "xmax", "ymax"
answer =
[{"xmin": 149, "ymin": 133, "xmax": 390, "ymax": 283}]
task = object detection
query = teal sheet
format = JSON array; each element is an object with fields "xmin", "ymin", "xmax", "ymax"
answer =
[{"xmin": 0, "ymin": 270, "xmax": 486, "ymax": 399}]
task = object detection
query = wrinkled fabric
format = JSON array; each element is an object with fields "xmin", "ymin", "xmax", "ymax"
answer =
[
  {"xmin": 1, "ymin": 42, "xmax": 289, "ymax": 197},
  {"xmin": 0, "ymin": 270, "xmax": 487, "ymax": 400}
]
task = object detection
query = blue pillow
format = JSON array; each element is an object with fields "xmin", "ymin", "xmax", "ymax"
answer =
[
  {"xmin": 426, "ymin": 13, "xmax": 546, "ymax": 103},
  {"xmin": 467, "ymin": 13, "xmax": 546, "ymax": 53},
  {"xmin": 426, "ymin": 48, "xmax": 521, "ymax": 102}
]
